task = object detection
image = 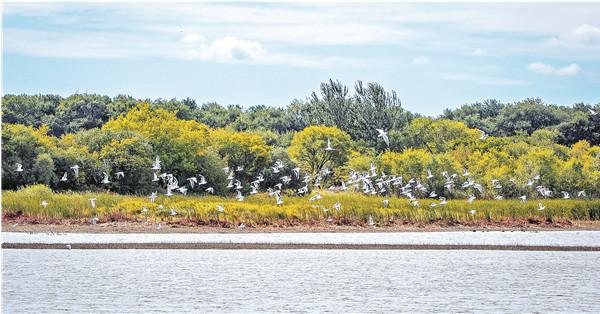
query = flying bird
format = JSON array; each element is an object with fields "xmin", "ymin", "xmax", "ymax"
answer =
[{"xmin": 376, "ymin": 129, "xmax": 390, "ymax": 147}]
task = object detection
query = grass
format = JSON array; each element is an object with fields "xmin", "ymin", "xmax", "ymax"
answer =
[{"xmin": 3, "ymin": 184, "xmax": 600, "ymax": 227}]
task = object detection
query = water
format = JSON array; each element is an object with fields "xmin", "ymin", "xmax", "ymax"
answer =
[
  {"xmin": 3, "ymin": 231, "xmax": 600, "ymax": 247},
  {"xmin": 3, "ymin": 249, "xmax": 599, "ymax": 313}
]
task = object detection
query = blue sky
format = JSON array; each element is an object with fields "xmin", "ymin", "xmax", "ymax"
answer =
[{"xmin": 2, "ymin": 2, "xmax": 600, "ymax": 115}]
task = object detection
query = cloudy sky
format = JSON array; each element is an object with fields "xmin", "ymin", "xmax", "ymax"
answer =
[{"xmin": 3, "ymin": 2, "xmax": 600, "ymax": 114}]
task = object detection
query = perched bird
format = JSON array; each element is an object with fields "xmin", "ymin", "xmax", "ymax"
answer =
[
  {"xmin": 89, "ymin": 198, "xmax": 97, "ymax": 208},
  {"xmin": 60, "ymin": 172, "xmax": 68, "ymax": 182},
  {"xmin": 236, "ymin": 190, "xmax": 244, "ymax": 202},
  {"xmin": 41, "ymin": 200, "xmax": 48, "ymax": 208},
  {"xmin": 206, "ymin": 187, "xmax": 214, "ymax": 194},
  {"xmin": 589, "ymin": 108, "xmax": 597, "ymax": 115},
  {"xmin": 367, "ymin": 215, "xmax": 375, "ymax": 227},
  {"xmin": 467, "ymin": 195, "xmax": 476, "ymax": 204},
  {"xmin": 115, "ymin": 172, "xmax": 125, "ymax": 179},
  {"xmin": 170, "ymin": 208, "xmax": 177, "ymax": 216},
  {"xmin": 519, "ymin": 195, "xmax": 527, "ymax": 203},
  {"xmin": 577, "ymin": 190, "xmax": 587, "ymax": 198},
  {"xmin": 538, "ymin": 203, "xmax": 546, "ymax": 211},
  {"xmin": 376, "ymin": 129, "xmax": 390, "ymax": 147},
  {"xmin": 65, "ymin": 244, "xmax": 72, "ymax": 250},
  {"xmin": 479, "ymin": 130, "xmax": 488, "ymax": 140},
  {"xmin": 562, "ymin": 191, "xmax": 570, "ymax": 199},
  {"xmin": 15, "ymin": 163, "xmax": 24, "ymax": 172},
  {"xmin": 468, "ymin": 210, "xmax": 476, "ymax": 215},
  {"xmin": 217, "ymin": 205, "xmax": 225, "ymax": 213},
  {"xmin": 309, "ymin": 192, "xmax": 323, "ymax": 201}
]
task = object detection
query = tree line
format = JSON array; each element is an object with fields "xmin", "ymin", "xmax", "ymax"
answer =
[{"xmin": 2, "ymin": 79, "xmax": 599, "ymax": 197}]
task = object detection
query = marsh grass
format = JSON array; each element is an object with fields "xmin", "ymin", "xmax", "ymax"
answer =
[{"xmin": 3, "ymin": 185, "xmax": 599, "ymax": 226}]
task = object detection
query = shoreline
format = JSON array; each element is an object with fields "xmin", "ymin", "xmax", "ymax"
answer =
[
  {"xmin": 2, "ymin": 242, "xmax": 599, "ymax": 251},
  {"xmin": 3, "ymin": 219, "xmax": 600, "ymax": 234}
]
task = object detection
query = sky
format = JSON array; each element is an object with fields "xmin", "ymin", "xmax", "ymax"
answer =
[{"xmin": 2, "ymin": 2, "xmax": 600, "ymax": 115}]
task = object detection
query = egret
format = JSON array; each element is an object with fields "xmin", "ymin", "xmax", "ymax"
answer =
[
  {"xmin": 41, "ymin": 200, "xmax": 48, "ymax": 208},
  {"xmin": 376, "ymin": 129, "xmax": 390, "ymax": 147},
  {"xmin": 60, "ymin": 172, "xmax": 68, "ymax": 182},
  {"xmin": 577, "ymin": 190, "xmax": 587, "ymax": 198},
  {"xmin": 217, "ymin": 205, "xmax": 225, "ymax": 213},
  {"xmin": 589, "ymin": 108, "xmax": 597, "ymax": 115},
  {"xmin": 152, "ymin": 173, "xmax": 159, "ymax": 182},
  {"xmin": 468, "ymin": 210, "xmax": 476, "ymax": 215},
  {"xmin": 91, "ymin": 217, "xmax": 99, "ymax": 225},
  {"xmin": 65, "ymin": 244, "xmax": 72, "ymax": 250},
  {"xmin": 89, "ymin": 198, "xmax": 97, "ymax": 208},
  {"xmin": 187, "ymin": 177, "xmax": 197, "ymax": 188},
  {"xmin": 239, "ymin": 223, "xmax": 246, "ymax": 229},
  {"xmin": 276, "ymin": 193, "xmax": 283, "ymax": 205},
  {"xmin": 15, "ymin": 163, "xmax": 23, "ymax": 172},
  {"xmin": 561, "ymin": 191, "xmax": 570, "ymax": 199},
  {"xmin": 115, "ymin": 172, "xmax": 125, "ymax": 179},
  {"xmin": 479, "ymin": 130, "xmax": 488, "ymax": 140},
  {"xmin": 538, "ymin": 203, "xmax": 546, "ymax": 211},
  {"xmin": 206, "ymin": 187, "xmax": 214, "ymax": 194},
  {"xmin": 170, "ymin": 208, "xmax": 177, "ymax": 216},
  {"xmin": 333, "ymin": 202, "xmax": 341, "ymax": 211},
  {"xmin": 292, "ymin": 167, "xmax": 300, "ymax": 179},
  {"xmin": 519, "ymin": 195, "xmax": 527, "ymax": 203},
  {"xmin": 426, "ymin": 169, "xmax": 434, "ymax": 180},
  {"xmin": 467, "ymin": 195, "xmax": 476, "ymax": 204}
]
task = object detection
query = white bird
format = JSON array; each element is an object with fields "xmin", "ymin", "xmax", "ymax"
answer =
[
  {"xmin": 238, "ymin": 223, "xmax": 246, "ymax": 229},
  {"xmin": 165, "ymin": 187, "xmax": 173, "ymax": 197},
  {"xmin": 309, "ymin": 192, "xmax": 323, "ymax": 201},
  {"xmin": 115, "ymin": 171, "xmax": 125, "ymax": 179},
  {"xmin": 292, "ymin": 167, "xmax": 300, "ymax": 179},
  {"xmin": 367, "ymin": 215, "xmax": 375, "ymax": 227},
  {"xmin": 223, "ymin": 167, "xmax": 230, "ymax": 174},
  {"xmin": 468, "ymin": 210, "xmax": 476, "ymax": 215},
  {"xmin": 577, "ymin": 190, "xmax": 587, "ymax": 198},
  {"xmin": 206, "ymin": 187, "xmax": 214, "ymax": 194},
  {"xmin": 170, "ymin": 208, "xmax": 177, "ymax": 216},
  {"xmin": 538, "ymin": 203, "xmax": 546, "ymax": 211},
  {"xmin": 589, "ymin": 108, "xmax": 597, "ymax": 115},
  {"xmin": 333, "ymin": 202, "xmax": 341, "ymax": 211},
  {"xmin": 152, "ymin": 156, "xmax": 161, "ymax": 170},
  {"xmin": 187, "ymin": 177, "xmax": 197, "ymax": 188},
  {"xmin": 561, "ymin": 191, "xmax": 570, "ymax": 199},
  {"xmin": 383, "ymin": 199, "xmax": 389, "ymax": 208},
  {"xmin": 65, "ymin": 244, "xmax": 72, "ymax": 250},
  {"xmin": 101, "ymin": 172, "xmax": 110, "ymax": 184},
  {"xmin": 149, "ymin": 192, "xmax": 157, "ymax": 203},
  {"xmin": 89, "ymin": 198, "xmax": 96, "ymax": 208},
  {"xmin": 479, "ymin": 130, "xmax": 488, "ymax": 140},
  {"xmin": 15, "ymin": 163, "xmax": 23, "ymax": 172},
  {"xmin": 198, "ymin": 175, "xmax": 207, "ymax": 185},
  {"xmin": 276, "ymin": 193, "xmax": 283, "ymax": 205},
  {"xmin": 236, "ymin": 190, "xmax": 244, "ymax": 201},
  {"xmin": 152, "ymin": 173, "xmax": 159, "ymax": 182},
  {"xmin": 519, "ymin": 195, "xmax": 527, "ymax": 203},
  {"xmin": 178, "ymin": 186, "xmax": 188, "ymax": 195},
  {"xmin": 439, "ymin": 197, "xmax": 447, "ymax": 205},
  {"xmin": 217, "ymin": 205, "xmax": 225, "ymax": 213},
  {"xmin": 90, "ymin": 217, "xmax": 99, "ymax": 225},
  {"xmin": 325, "ymin": 138, "xmax": 335, "ymax": 151},
  {"xmin": 60, "ymin": 172, "xmax": 68, "ymax": 182},
  {"xmin": 41, "ymin": 200, "xmax": 48, "ymax": 208},
  {"xmin": 426, "ymin": 169, "xmax": 434, "ymax": 180},
  {"xmin": 376, "ymin": 129, "xmax": 390, "ymax": 147},
  {"xmin": 70, "ymin": 165, "xmax": 79, "ymax": 177},
  {"xmin": 141, "ymin": 207, "xmax": 149, "ymax": 214},
  {"xmin": 236, "ymin": 165, "xmax": 244, "ymax": 172},
  {"xmin": 467, "ymin": 195, "xmax": 476, "ymax": 204}
]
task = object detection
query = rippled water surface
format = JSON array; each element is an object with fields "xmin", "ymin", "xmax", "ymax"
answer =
[{"xmin": 3, "ymin": 249, "xmax": 599, "ymax": 313}]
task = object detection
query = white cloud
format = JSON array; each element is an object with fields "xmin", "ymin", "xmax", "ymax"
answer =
[
  {"xmin": 549, "ymin": 24, "xmax": 600, "ymax": 46},
  {"xmin": 442, "ymin": 73, "xmax": 528, "ymax": 86},
  {"xmin": 527, "ymin": 62, "xmax": 582, "ymax": 76},
  {"xmin": 181, "ymin": 33, "xmax": 204, "ymax": 44},
  {"xmin": 412, "ymin": 57, "xmax": 431, "ymax": 65}
]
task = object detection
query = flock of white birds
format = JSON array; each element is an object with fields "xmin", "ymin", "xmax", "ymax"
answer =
[{"xmin": 12, "ymin": 128, "xmax": 592, "ymax": 227}]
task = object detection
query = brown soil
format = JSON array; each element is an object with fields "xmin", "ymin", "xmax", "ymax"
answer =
[{"xmin": 3, "ymin": 216, "xmax": 600, "ymax": 234}]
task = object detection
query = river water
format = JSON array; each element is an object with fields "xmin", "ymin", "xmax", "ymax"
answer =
[
  {"xmin": 3, "ymin": 230, "xmax": 600, "ymax": 247},
  {"xmin": 2, "ymin": 249, "xmax": 599, "ymax": 313}
]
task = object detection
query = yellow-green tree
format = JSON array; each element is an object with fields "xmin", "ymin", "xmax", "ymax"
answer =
[{"xmin": 288, "ymin": 125, "xmax": 353, "ymax": 178}]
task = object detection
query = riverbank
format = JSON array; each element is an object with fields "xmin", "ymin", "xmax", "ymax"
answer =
[{"xmin": 3, "ymin": 218, "xmax": 600, "ymax": 234}]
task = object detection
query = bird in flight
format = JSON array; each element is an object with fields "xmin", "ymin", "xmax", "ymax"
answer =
[{"xmin": 376, "ymin": 129, "xmax": 390, "ymax": 147}]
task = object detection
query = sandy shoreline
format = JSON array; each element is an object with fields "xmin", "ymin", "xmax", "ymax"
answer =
[
  {"xmin": 3, "ymin": 219, "xmax": 600, "ymax": 234},
  {"xmin": 2, "ymin": 242, "xmax": 598, "ymax": 251}
]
